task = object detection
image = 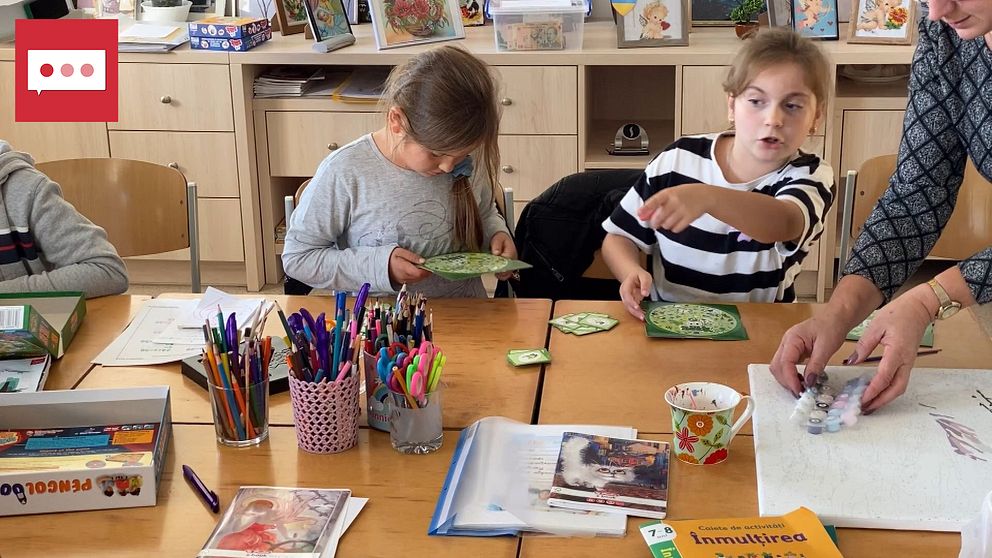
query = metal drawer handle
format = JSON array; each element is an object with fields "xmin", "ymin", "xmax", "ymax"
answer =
[
  {"xmin": 327, "ymin": 143, "xmax": 339, "ymax": 151},
  {"xmin": 160, "ymin": 95, "xmax": 172, "ymax": 104},
  {"xmin": 168, "ymin": 162, "xmax": 180, "ymax": 170},
  {"xmin": 500, "ymin": 98, "xmax": 513, "ymax": 106},
  {"xmin": 501, "ymin": 165, "xmax": 514, "ymax": 174}
]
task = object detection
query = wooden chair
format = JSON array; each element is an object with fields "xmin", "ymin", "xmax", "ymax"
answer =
[
  {"xmin": 36, "ymin": 158, "xmax": 201, "ymax": 293},
  {"xmin": 838, "ymin": 154, "xmax": 992, "ymax": 282}
]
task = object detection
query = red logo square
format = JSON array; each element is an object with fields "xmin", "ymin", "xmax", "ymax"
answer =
[{"xmin": 15, "ymin": 19, "xmax": 118, "ymax": 123}]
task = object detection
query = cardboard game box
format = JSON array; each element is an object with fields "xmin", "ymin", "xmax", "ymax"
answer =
[
  {"xmin": 188, "ymin": 15, "xmax": 270, "ymax": 39},
  {"xmin": 0, "ymin": 386, "xmax": 172, "ymax": 516},
  {"xmin": 0, "ymin": 292, "xmax": 86, "ymax": 359}
]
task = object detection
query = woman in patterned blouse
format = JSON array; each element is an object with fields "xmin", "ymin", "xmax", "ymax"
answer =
[{"xmin": 771, "ymin": 0, "xmax": 992, "ymax": 411}]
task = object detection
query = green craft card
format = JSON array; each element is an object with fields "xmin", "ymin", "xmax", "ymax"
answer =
[
  {"xmin": 846, "ymin": 310, "xmax": 934, "ymax": 347},
  {"xmin": 419, "ymin": 252, "xmax": 532, "ymax": 281},
  {"xmin": 641, "ymin": 302, "xmax": 749, "ymax": 341}
]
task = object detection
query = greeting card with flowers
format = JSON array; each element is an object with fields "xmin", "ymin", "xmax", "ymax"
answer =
[
  {"xmin": 847, "ymin": 0, "xmax": 916, "ymax": 45},
  {"xmin": 369, "ymin": 0, "xmax": 465, "ymax": 49}
]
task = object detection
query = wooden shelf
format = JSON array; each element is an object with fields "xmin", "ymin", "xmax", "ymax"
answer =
[
  {"xmin": 253, "ymin": 97, "xmax": 379, "ymax": 111},
  {"xmin": 584, "ymin": 118, "xmax": 673, "ymax": 169}
]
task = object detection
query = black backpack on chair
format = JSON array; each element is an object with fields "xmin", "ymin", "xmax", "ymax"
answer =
[{"xmin": 506, "ymin": 169, "xmax": 643, "ymax": 300}]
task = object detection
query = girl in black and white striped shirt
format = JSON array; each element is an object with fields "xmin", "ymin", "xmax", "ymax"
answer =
[{"xmin": 601, "ymin": 28, "xmax": 835, "ymax": 319}]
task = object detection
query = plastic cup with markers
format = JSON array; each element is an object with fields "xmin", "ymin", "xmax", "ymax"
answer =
[{"xmin": 386, "ymin": 340, "xmax": 445, "ymax": 455}]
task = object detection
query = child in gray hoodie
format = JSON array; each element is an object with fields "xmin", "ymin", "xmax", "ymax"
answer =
[{"xmin": 0, "ymin": 141, "xmax": 128, "ymax": 298}]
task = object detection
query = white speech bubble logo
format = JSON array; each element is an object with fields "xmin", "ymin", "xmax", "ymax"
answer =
[{"xmin": 27, "ymin": 50, "xmax": 107, "ymax": 95}]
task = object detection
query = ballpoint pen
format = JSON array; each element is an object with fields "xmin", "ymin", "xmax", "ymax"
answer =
[{"xmin": 182, "ymin": 464, "xmax": 220, "ymax": 513}]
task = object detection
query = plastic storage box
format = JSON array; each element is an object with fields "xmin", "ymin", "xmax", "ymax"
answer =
[{"xmin": 490, "ymin": 0, "xmax": 585, "ymax": 51}]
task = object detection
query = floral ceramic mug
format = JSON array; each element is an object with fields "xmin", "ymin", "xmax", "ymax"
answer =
[{"xmin": 664, "ymin": 382, "xmax": 754, "ymax": 465}]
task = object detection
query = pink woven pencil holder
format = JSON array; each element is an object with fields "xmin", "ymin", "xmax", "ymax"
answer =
[{"xmin": 288, "ymin": 374, "xmax": 361, "ymax": 454}]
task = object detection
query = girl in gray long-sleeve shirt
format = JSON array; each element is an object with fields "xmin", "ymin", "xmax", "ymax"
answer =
[{"xmin": 282, "ymin": 46, "xmax": 514, "ymax": 298}]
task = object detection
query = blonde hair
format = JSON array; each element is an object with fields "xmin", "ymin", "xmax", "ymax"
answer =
[
  {"xmin": 379, "ymin": 45, "xmax": 501, "ymax": 252},
  {"xmin": 722, "ymin": 27, "xmax": 830, "ymax": 113}
]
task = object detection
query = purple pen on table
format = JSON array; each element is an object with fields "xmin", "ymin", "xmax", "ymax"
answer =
[{"xmin": 182, "ymin": 464, "xmax": 220, "ymax": 513}]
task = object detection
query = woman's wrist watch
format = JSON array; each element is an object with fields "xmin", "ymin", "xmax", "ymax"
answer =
[{"xmin": 927, "ymin": 279, "xmax": 961, "ymax": 320}]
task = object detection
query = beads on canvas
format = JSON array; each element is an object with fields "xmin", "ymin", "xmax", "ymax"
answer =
[{"xmin": 791, "ymin": 373, "xmax": 871, "ymax": 435}]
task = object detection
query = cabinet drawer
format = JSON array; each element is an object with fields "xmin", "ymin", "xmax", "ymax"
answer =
[
  {"xmin": 108, "ymin": 131, "xmax": 239, "ymax": 197},
  {"xmin": 497, "ymin": 135, "xmax": 578, "ymax": 201},
  {"xmin": 112, "ymin": 64, "xmax": 234, "ymax": 131},
  {"xmin": 493, "ymin": 67, "xmax": 577, "ymax": 135},
  {"xmin": 267, "ymin": 111, "xmax": 380, "ymax": 177},
  {"xmin": 0, "ymin": 61, "xmax": 109, "ymax": 161},
  {"xmin": 681, "ymin": 66, "xmax": 730, "ymax": 135},
  {"xmin": 130, "ymin": 198, "xmax": 244, "ymax": 262}
]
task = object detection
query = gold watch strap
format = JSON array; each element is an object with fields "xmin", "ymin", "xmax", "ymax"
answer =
[{"xmin": 927, "ymin": 279, "xmax": 951, "ymax": 307}]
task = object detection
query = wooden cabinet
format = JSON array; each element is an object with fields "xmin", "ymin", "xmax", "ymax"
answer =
[
  {"xmin": 681, "ymin": 66, "xmax": 730, "ymax": 135},
  {"xmin": 265, "ymin": 111, "xmax": 379, "ymax": 177},
  {"xmin": 498, "ymin": 135, "xmax": 579, "ymax": 201},
  {"xmin": 110, "ymin": 62, "xmax": 243, "ymax": 286},
  {"xmin": 493, "ymin": 66, "xmax": 578, "ymax": 135},
  {"xmin": 0, "ymin": 62, "xmax": 109, "ymax": 162},
  {"xmin": 112, "ymin": 64, "xmax": 234, "ymax": 132},
  {"xmin": 109, "ymin": 131, "xmax": 240, "ymax": 198}
]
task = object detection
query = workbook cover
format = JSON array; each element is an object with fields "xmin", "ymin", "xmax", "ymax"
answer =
[
  {"xmin": 641, "ymin": 302, "xmax": 748, "ymax": 340},
  {"xmin": 548, "ymin": 432, "xmax": 669, "ymax": 519},
  {"xmin": 198, "ymin": 487, "xmax": 350, "ymax": 558},
  {"xmin": 639, "ymin": 507, "xmax": 842, "ymax": 558}
]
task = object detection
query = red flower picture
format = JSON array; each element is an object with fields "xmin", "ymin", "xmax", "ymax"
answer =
[
  {"xmin": 676, "ymin": 427, "xmax": 698, "ymax": 453},
  {"xmin": 703, "ymin": 448, "xmax": 729, "ymax": 465}
]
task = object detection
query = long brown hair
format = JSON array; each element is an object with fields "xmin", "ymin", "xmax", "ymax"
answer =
[
  {"xmin": 722, "ymin": 27, "xmax": 830, "ymax": 115},
  {"xmin": 379, "ymin": 45, "xmax": 501, "ymax": 252}
]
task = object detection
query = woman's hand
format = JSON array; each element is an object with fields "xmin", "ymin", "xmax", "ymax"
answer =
[
  {"xmin": 770, "ymin": 313, "xmax": 849, "ymax": 397},
  {"xmin": 845, "ymin": 287, "xmax": 936, "ymax": 413},
  {"xmin": 619, "ymin": 268, "xmax": 653, "ymax": 320},
  {"xmin": 636, "ymin": 184, "xmax": 711, "ymax": 233},
  {"xmin": 490, "ymin": 232, "xmax": 517, "ymax": 280},
  {"xmin": 388, "ymin": 247, "xmax": 431, "ymax": 288}
]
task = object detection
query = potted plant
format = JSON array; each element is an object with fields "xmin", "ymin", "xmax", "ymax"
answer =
[
  {"xmin": 141, "ymin": 0, "xmax": 192, "ymax": 22},
  {"xmin": 729, "ymin": 0, "xmax": 764, "ymax": 39}
]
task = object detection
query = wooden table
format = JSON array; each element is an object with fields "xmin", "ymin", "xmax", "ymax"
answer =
[
  {"xmin": 46, "ymin": 295, "xmax": 150, "ymax": 390},
  {"xmin": 0, "ymin": 424, "xmax": 518, "ymax": 558},
  {"xmin": 76, "ymin": 296, "xmax": 552, "ymax": 429},
  {"xmin": 539, "ymin": 301, "xmax": 992, "ymax": 434},
  {"xmin": 518, "ymin": 433, "xmax": 962, "ymax": 558}
]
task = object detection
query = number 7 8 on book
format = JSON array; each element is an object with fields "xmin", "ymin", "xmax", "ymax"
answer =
[{"xmin": 640, "ymin": 522, "xmax": 679, "ymax": 558}]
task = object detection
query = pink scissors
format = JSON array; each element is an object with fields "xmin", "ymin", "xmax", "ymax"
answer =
[{"xmin": 405, "ymin": 363, "xmax": 426, "ymax": 407}]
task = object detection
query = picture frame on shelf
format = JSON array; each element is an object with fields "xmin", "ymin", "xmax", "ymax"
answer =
[
  {"xmin": 847, "ymin": 0, "xmax": 915, "ymax": 44},
  {"xmin": 765, "ymin": 0, "xmax": 791, "ymax": 27},
  {"xmin": 346, "ymin": 0, "xmax": 358, "ymax": 23},
  {"xmin": 792, "ymin": 0, "xmax": 838, "ymax": 39},
  {"xmin": 368, "ymin": 0, "xmax": 464, "ymax": 50},
  {"xmin": 275, "ymin": 0, "xmax": 308, "ymax": 34},
  {"xmin": 459, "ymin": 0, "xmax": 483, "ymax": 26},
  {"xmin": 689, "ymin": 0, "xmax": 737, "ymax": 26},
  {"xmin": 616, "ymin": 0, "xmax": 689, "ymax": 47},
  {"xmin": 302, "ymin": 0, "xmax": 356, "ymax": 50}
]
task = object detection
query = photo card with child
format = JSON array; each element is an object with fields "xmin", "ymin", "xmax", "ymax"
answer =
[
  {"xmin": 615, "ymin": 0, "xmax": 689, "ymax": 48},
  {"xmin": 847, "ymin": 0, "xmax": 915, "ymax": 45},
  {"xmin": 791, "ymin": 0, "xmax": 838, "ymax": 39}
]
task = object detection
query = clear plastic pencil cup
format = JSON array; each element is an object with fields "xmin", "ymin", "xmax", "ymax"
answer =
[
  {"xmin": 207, "ymin": 376, "xmax": 270, "ymax": 448},
  {"xmin": 388, "ymin": 387, "xmax": 443, "ymax": 455}
]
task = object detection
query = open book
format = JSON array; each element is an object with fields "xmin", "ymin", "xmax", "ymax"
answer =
[{"xmin": 429, "ymin": 417, "xmax": 635, "ymax": 537}]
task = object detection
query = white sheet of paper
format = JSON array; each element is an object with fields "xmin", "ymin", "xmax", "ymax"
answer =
[
  {"xmin": 92, "ymin": 299, "xmax": 201, "ymax": 366},
  {"xmin": 342, "ymin": 497, "xmax": 368, "ymax": 533},
  {"xmin": 177, "ymin": 287, "xmax": 264, "ymax": 330},
  {"xmin": 119, "ymin": 23, "xmax": 178, "ymax": 38},
  {"xmin": 155, "ymin": 320, "xmax": 211, "ymax": 345}
]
